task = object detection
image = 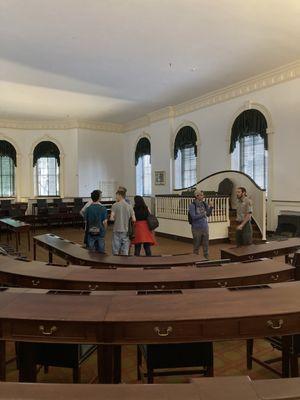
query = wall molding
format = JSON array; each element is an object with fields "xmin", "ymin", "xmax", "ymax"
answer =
[
  {"xmin": 0, "ymin": 118, "xmax": 123, "ymax": 133},
  {"xmin": 0, "ymin": 60, "xmax": 298, "ymax": 133},
  {"xmin": 123, "ymin": 60, "xmax": 300, "ymax": 132}
]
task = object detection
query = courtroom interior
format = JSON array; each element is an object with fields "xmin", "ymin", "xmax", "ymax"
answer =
[{"xmin": 0, "ymin": 1, "xmax": 299, "ymax": 399}]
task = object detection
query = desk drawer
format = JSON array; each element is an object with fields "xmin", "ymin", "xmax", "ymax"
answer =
[
  {"xmin": 202, "ymin": 320, "xmax": 239, "ymax": 339},
  {"xmin": 15, "ymin": 276, "xmax": 66, "ymax": 290},
  {"xmin": 109, "ymin": 321, "xmax": 203, "ymax": 343},
  {"xmin": 4, "ymin": 320, "xmax": 99, "ymax": 342},
  {"xmin": 239, "ymin": 314, "xmax": 300, "ymax": 337}
]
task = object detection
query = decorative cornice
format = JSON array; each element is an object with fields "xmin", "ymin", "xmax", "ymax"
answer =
[
  {"xmin": 77, "ymin": 120, "xmax": 123, "ymax": 133},
  {"xmin": 173, "ymin": 60, "xmax": 300, "ymax": 117},
  {"xmin": 122, "ymin": 60, "xmax": 300, "ymax": 132},
  {"xmin": 0, "ymin": 61, "xmax": 298, "ymax": 133},
  {"xmin": 0, "ymin": 118, "xmax": 123, "ymax": 133}
]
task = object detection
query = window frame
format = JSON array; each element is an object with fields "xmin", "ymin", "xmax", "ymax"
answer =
[
  {"xmin": 34, "ymin": 156, "xmax": 60, "ymax": 197},
  {"xmin": 174, "ymin": 145, "xmax": 197, "ymax": 189},
  {"xmin": 136, "ymin": 154, "xmax": 152, "ymax": 196},
  {"xmin": 231, "ymin": 134, "xmax": 268, "ymax": 190},
  {"xmin": 0, "ymin": 155, "xmax": 15, "ymax": 198}
]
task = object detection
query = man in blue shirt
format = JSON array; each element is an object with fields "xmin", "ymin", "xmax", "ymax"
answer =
[
  {"xmin": 84, "ymin": 190, "xmax": 108, "ymax": 253},
  {"xmin": 189, "ymin": 189, "xmax": 213, "ymax": 259}
]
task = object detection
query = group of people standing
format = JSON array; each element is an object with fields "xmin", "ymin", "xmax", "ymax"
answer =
[
  {"xmin": 188, "ymin": 186, "xmax": 253, "ymax": 259},
  {"xmin": 81, "ymin": 187, "xmax": 156, "ymax": 256},
  {"xmin": 82, "ymin": 184, "xmax": 253, "ymax": 259}
]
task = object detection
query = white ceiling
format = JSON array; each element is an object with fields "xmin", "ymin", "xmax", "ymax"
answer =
[{"xmin": 0, "ymin": 0, "xmax": 299, "ymax": 123}]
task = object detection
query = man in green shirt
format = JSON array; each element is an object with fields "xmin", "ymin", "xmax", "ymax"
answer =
[{"xmin": 236, "ymin": 187, "xmax": 253, "ymax": 246}]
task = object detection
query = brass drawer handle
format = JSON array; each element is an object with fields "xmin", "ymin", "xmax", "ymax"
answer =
[
  {"xmin": 217, "ymin": 281, "xmax": 228, "ymax": 288},
  {"xmin": 154, "ymin": 284, "xmax": 166, "ymax": 290},
  {"xmin": 88, "ymin": 284, "xmax": 99, "ymax": 291},
  {"xmin": 271, "ymin": 274, "xmax": 279, "ymax": 281},
  {"xmin": 31, "ymin": 280, "xmax": 40, "ymax": 286},
  {"xmin": 248, "ymin": 255, "xmax": 254, "ymax": 260},
  {"xmin": 39, "ymin": 325, "xmax": 58, "ymax": 336},
  {"xmin": 273, "ymin": 250, "xmax": 279, "ymax": 256},
  {"xmin": 154, "ymin": 326, "xmax": 173, "ymax": 337},
  {"xmin": 267, "ymin": 319, "xmax": 283, "ymax": 330}
]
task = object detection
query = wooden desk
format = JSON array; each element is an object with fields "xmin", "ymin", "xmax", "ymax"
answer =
[
  {"xmin": 0, "ymin": 218, "xmax": 31, "ymax": 252},
  {"xmin": 1, "ymin": 376, "xmax": 300, "ymax": 400},
  {"xmin": 1, "ymin": 282, "xmax": 300, "ymax": 381},
  {"xmin": 33, "ymin": 233, "xmax": 214, "ymax": 267},
  {"xmin": 0, "ymin": 256, "xmax": 296, "ymax": 291},
  {"xmin": 220, "ymin": 238, "xmax": 300, "ymax": 262},
  {"xmin": 252, "ymin": 377, "xmax": 300, "ymax": 399},
  {"xmin": 193, "ymin": 376, "xmax": 300, "ymax": 400}
]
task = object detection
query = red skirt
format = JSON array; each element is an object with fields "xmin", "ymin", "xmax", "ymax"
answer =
[{"xmin": 131, "ymin": 220, "xmax": 157, "ymax": 245}]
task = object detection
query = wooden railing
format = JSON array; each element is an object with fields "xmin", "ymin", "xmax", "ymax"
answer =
[{"xmin": 155, "ymin": 195, "xmax": 229, "ymax": 223}]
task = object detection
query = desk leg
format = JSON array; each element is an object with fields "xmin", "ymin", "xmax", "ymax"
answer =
[
  {"xmin": 0, "ymin": 341, "xmax": 6, "ymax": 381},
  {"xmin": 282, "ymin": 335, "xmax": 291, "ymax": 377},
  {"xmin": 98, "ymin": 345, "xmax": 121, "ymax": 383},
  {"xmin": 49, "ymin": 250, "xmax": 53, "ymax": 264},
  {"xmin": 33, "ymin": 240, "xmax": 36, "ymax": 260},
  {"xmin": 27, "ymin": 231, "xmax": 30, "ymax": 251},
  {"xmin": 15, "ymin": 232, "xmax": 19, "ymax": 252},
  {"xmin": 18, "ymin": 342, "xmax": 37, "ymax": 382}
]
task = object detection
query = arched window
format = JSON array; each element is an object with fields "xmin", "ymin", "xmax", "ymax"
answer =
[
  {"xmin": 135, "ymin": 137, "xmax": 151, "ymax": 195},
  {"xmin": 33, "ymin": 141, "xmax": 60, "ymax": 196},
  {"xmin": 0, "ymin": 140, "xmax": 16, "ymax": 197},
  {"xmin": 230, "ymin": 109, "xmax": 268, "ymax": 189},
  {"xmin": 174, "ymin": 126, "xmax": 197, "ymax": 189}
]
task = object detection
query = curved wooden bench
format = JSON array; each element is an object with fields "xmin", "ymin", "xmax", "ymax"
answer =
[
  {"xmin": 0, "ymin": 256, "xmax": 295, "ymax": 290},
  {"xmin": 1, "ymin": 281, "xmax": 300, "ymax": 381}
]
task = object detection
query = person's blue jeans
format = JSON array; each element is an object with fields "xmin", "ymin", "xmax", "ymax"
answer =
[
  {"xmin": 87, "ymin": 234, "xmax": 105, "ymax": 253},
  {"xmin": 112, "ymin": 231, "xmax": 130, "ymax": 255}
]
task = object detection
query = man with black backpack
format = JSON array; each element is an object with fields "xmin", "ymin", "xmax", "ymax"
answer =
[
  {"xmin": 84, "ymin": 190, "xmax": 108, "ymax": 253},
  {"xmin": 188, "ymin": 189, "xmax": 213, "ymax": 259}
]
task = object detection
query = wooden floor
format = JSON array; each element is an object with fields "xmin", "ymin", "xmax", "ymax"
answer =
[
  {"xmin": 1, "ymin": 225, "xmax": 287, "ymax": 383},
  {"xmin": 17, "ymin": 224, "xmax": 235, "ymax": 261}
]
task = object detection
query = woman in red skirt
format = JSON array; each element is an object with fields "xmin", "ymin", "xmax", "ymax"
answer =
[{"xmin": 132, "ymin": 195, "xmax": 156, "ymax": 256}]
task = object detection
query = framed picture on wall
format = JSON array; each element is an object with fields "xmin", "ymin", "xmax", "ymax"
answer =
[{"xmin": 155, "ymin": 171, "xmax": 166, "ymax": 185}]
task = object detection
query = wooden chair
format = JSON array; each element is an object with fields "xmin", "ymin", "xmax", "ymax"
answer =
[
  {"xmin": 16, "ymin": 342, "xmax": 97, "ymax": 383},
  {"xmin": 137, "ymin": 342, "xmax": 213, "ymax": 383},
  {"xmin": 246, "ymin": 335, "xmax": 297, "ymax": 377}
]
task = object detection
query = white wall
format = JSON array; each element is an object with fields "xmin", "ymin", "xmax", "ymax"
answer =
[
  {"xmin": 77, "ymin": 129, "xmax": 124, "ymax": 197},
  {"xmin": 123, "ymin": 78, "xmax": 300, "ymax": 230}
]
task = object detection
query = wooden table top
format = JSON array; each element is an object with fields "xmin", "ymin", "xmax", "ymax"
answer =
[
  {"xmin": 220, "ymin": 238, "xmax": 300, "ymax": 260},
  {"xmin": 34, "ymin": 233, "xmax": 215, "ymax": 267},
  {"xmin": 1, "ymin": 376, "xmax": 299, "ymax": 400},
  {"xmin": 1, "ymin": 282, "xmax": 300, "ymax": 344},
  {"xmin": 0, "ymin": 256, "xmax": 295, "ymax": 290},
  {"xmin": 252, "ymin": 377, "xmax": 300, "ymax": 399},
  {"xmin": 0, "ymin": 218, "xmax": 30, "ymax": 229}
]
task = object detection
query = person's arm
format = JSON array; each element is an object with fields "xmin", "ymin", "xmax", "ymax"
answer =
[
  {"xmin": 130, "ymin": 205, "xmax": 136, "ymax": 222},
  {"xmin": 237, "ymin": 199, "xmax": 252, "ymax": 230},
  {"xmin": 110, "ymin": 204, "xmax": 116, "ymax": 221},
  {"xmin": 80, "ymin": 200, "xmax": 91, "ymax": 217},
  {"xmin": 102, "ymin": 208, "xmax": 108, "ymax": 229},
  {"xmin": 189, "ymin": 203, "xmax": 201, "ymax": 221},
  {"xmin": 205, "ymin": 201, "xmax": 214, "ymax": 217},
  {"xmin": 237, "ymin": 213, "xmax": 251, "ymax": 230}
]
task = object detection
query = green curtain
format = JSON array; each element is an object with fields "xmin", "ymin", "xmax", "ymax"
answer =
[
  {"xmin": 230, "ymin": 109, "xmax": 268, "ymax": 153},
  {"xmin": 135, "ymin": 137, "xmax": 151, "ymax": 165},
  {"xmin": 33, "ymin": 141, "xmax": 60, "ymax": 166},
  {"xmin": 0, "ymin": 140, "xmax": 17, "ymax": 166},
  {"xmin": 174, "ymin": 126, "xmax": 197, "ymax": 159}
]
